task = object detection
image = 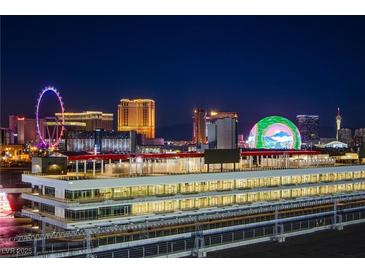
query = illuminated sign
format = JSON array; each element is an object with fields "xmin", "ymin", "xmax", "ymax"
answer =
[{"xmin": 247, "ymin": 116, "xmax": 301, "ymax": 150}]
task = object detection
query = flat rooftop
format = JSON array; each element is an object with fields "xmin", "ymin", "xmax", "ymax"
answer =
[{"xmin": 27, "ymin": 150, "xmax": 345, "ymax": 183}]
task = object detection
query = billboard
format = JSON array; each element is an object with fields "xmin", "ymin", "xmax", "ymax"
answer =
[
  {"xmin": 204, "ymin": 149, "xmax": 240, "ymax": 164},
  {"xmin": 247, "ymin": 116, "xmax": 301, "ymax": 150}
]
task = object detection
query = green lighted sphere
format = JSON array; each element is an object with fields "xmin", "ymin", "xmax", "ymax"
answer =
[{"xmin": 247, "ymin": 116, "xmax": 301, "ymax": 150}]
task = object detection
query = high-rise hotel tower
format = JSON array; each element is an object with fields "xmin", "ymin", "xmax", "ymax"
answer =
[
  {"xmin": 117, "ymin": 99, "xmax": 155, "ymax": 139},
  {"xmin": 296, "ymin": 115, "xmax": 320, "ymax": 147},
  {"xmin": 192, "ymin": 108, "xmax": 207, "ymax": 144}
]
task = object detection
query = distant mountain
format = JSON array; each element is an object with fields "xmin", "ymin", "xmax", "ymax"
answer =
[
  {"xmin": 264, "ymin": 130, "xmax": 293, "ymax": 149},
  {"xmin": 271, "ymin": 130, "xmax": 291, "ymax": 138}
]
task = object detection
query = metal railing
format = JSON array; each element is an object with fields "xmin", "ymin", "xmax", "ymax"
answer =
[{"xmin": 8, "ymin": 191, "xmax": 365, "ymax": 245}]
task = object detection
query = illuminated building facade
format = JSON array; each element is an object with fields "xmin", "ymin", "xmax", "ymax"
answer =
[
  {"xmin": 316, "ymin": 140, "xmax": 348, "ymax": 149},
  {"xmin": 247, "ymin": 116, "xmax": 301, "ymax": 150},
  {"xmin": 192, "ymin": 108, "xmax": 207, "ymax": 144},
  {"xmin": 357, "ymin": 131, "xmax": 365, "ymax": 160},
  {"xmin": 65, "ymin": 130, "xmax": 136, "ymax": 153},
  {"xmin": 55, "ymin": 111, "xmax": 113, "ymax": 131},
  {"xmin": 354, "ymin": 128, "xmax": 365, "ymax": 147},
  {"xmin": 0, "ymin": 145, "xmax": 30, "ymax": 162},
  {"xmin": 21, "ymin": 159, "xmax": 365, "ymax": 230},
  {"xmin": 296, "ymin": 115, "xmax": 320, "ymax": 147},
  {"xmin": 207, "ymin": 111, "xmax": 238, "ymax": 149},
  {"xmin": 207, "ymin": 111, "xmax": 238, "ymax": 121},
  {"xmin": 0, "ymin": 128, "xmax": 15, "ymax": 145},
  {"xmin": 8, "ymin": 115, "xmax": 18, "ymax": 133},
  {"xmin": 117, "ymin": 99, "xmax": 155, "ymax": 139},
  {"xmin": 13, "ymin": 116, "xmax": 40, "ymax": 144}
]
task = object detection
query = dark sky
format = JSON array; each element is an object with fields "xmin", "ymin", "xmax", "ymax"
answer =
[{"xmin": 1, "ymin": 16, "xmax": 365, "ymax": 139}]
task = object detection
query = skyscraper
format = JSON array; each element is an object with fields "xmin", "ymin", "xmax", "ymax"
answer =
[
  {"xmin": 0, "ymin": 128, "xmax": 15, "ymax": 145},
  {"xmin": 296, "ymin": 115, "xmax": 320, "ymax": 147},
  {"xmin": 117, "ymin": 99, "xmax": 155, "ymax": 139},
  {"xmin": 336, "ymin": 107, "xmax": 342, "ymax": 141},
  {"xmin": 8, "ymin": 115, "xmax": 18, "ymax": 132},
  {"xmin": 354, "ymin": 128, "xmax": 365, "ymax": 147},
  {"xmin": 207, "ymin": 111, "xmax": 238, "ymax": 149},
  {"xmin": 192, "ymin": 108, "xmax": 206, "ymax": 144},
  {"xmin": 15, "ymin": 116, "xmax": 38, "ymax": 144},
  {"xmin": 338, "ymin": 128, "xmax": 353, "ymax": 147}
]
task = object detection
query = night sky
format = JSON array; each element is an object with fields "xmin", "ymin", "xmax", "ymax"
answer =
[{"xmin": 1, "ymin": 16, "xmax": 365, "ymax": 140}]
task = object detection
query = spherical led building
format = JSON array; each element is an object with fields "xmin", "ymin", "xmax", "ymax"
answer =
[{"xmin": 247, "ymin": 116, "xmax": 301, "ymax": 150}]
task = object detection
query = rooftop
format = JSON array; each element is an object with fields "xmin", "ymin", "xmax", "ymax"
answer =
[{"xmin": 25, "ymin": 150, "xmax": 348, "ymax": 184}]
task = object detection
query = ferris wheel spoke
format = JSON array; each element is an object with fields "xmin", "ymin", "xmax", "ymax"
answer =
[{"xmin": 35, "ymin": 86, "xmax": 65, "ymax": 149}]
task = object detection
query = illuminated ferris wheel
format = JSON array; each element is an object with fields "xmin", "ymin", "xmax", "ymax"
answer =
[{"xmin": 35, "ymin": 86, "xmax": 65, "ymax": 149}]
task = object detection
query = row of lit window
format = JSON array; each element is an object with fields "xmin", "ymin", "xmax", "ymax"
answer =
[
  {"xmin": 65, "ymin": 205, "xmax": 131, "ymax": 221},
  {"xmin": 61, "ymin": 171, "xmax": 365, "ymax": 201},
  {"xmin": 58, "ymin": 181, "xmax": 365, "ymax": 221},
  {"xmin": 32, "ymin": 202, "xmax": 56, "ymax": 215},
  {"xmin": 130, "ymin": 181, "xmax": 365, "ymax": 216}
]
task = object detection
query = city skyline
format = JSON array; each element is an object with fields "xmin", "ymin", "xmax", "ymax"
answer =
[
  {"xmin": 2, "ymin": 9, "xmax": 365, "ymax": 262},
  {"xmin": 2, "ymin": 16, "xmax": 365, "ymax": 139}
]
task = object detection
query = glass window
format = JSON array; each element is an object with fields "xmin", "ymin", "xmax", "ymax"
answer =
[
  {"xmin": 222, "ymin": 180, "xmax": 234, "ymax": 191},
  {"xmin": 222, "ymin": 195, "xmax": 234, "ymax": 205},
  {"xmin": 181, "ymin": 199, "xmax": 195, "ymax": 210},
  {"xmin": 113, "ymin": 187, "xmax": 131, "ymax": 199},
  {"xmin": 270, "ymin": 177, "xmax": 280, "ymax": 187},
  {"xmin": 181, "ymin": 183, "xmax": 195, "ymax": 194},
  {"xmin": 44, "ymin": 186, "xmax": 55, "ymax": 197},
  {"xmin": 164, "ymin": 184, "xmax": 178, "ymax": 195},
  {"xmin": 281, "ymin": 189, "xmax": 291, "ymax": 198},
  {"xmin": 291, "ymin": 189, "xmax": 300, "ymax": 197},
  {"xmin": 209, "ymin": 196, "xmax": 219, "ymax": 207},
  {"xmin": 282, "ymin": 176, "xmax": 291, "ymax": 185},
  {"xmin": 236, "ymin": 179, "xmax": 248, "ymax": 189},
  {"xmin": 236, "ymin": 194, "xmax": 247, "ymax": 204},
  {"xmin": 247, "ymin": 193, "xmax": 258, "ymax": 203},
  {"xmin": 208, "ymin": 181, "xmax": 218, "ymax": 191},
  {"xmin": 310, "ymin": 174, "xmax": 319, "ymax": 183},
  {"xmin": 39, "ymin": 203, "xmax": 55, "ymax": 215},
  {"xmin": 100, "ymin": 188, "xmax": 113, "ymax": 199},
  {"xmin": 65, "ymin": 190, "xmax": 73, "ymax": 200},
  {"xmin": 270, "ymin": 190, "xmax": 280, "ymax": 200}
]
